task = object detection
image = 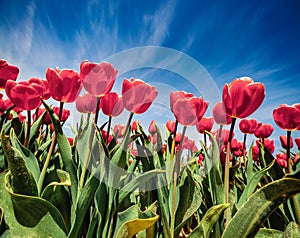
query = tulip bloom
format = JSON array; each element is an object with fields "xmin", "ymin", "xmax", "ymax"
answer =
[
  {"xmin": 254, "ymin": 124, "xmax": 274, "ymax": 138},
  {"xmin": 35, "ymin": 107, "xmax": 70, "ymax": 125},
  {"xmin": 28, "ymin": 78, "xmax": 50, "ymax": 100},
  {"xmin": 212, "ymin": 101, "xmax": 232, "ymax": 125},
  {"xmin": 273, "ymin": 104, "xmax": 300, "ymax": 131},
  {"xmin": 222, "ymin": 77, "xmax": 265, "ymax": 118},
  {"xmin": 170, "ymin": 91, "xmax": 208, "ymax": 126},
  {"xmin": 295, "ymin": 138, "xmax": 300, "ymax": 151},
  {"xmin": 122, "ymin": 78, "xmax": 158, "ymax": 114},
  {"xmin": 75, "ymin": 93, "xmax": 98, "ymax": 114},
  {"xmin": 148, "ymin": 120, "xmax": 157, "ymax": 135},
  {"xmin": 5, "ymin": 80, "xmax": 42, "ymax": 111},
  {"xmin": 256, "ymin": 138, "xmax": 275, "ymax": 154},
  {"xmin": 276, "ymin": 153, "xmax": 298, "ymax": 168},
  {"xmin": 113, "ymin": 124, "xmax": 125, "ymax": 138},
  {"xmin": 196, "ymin": 117, "xmax": 214, "ymax": 134},
  {"xmin": 100, "ymin": 92, "xmax": 124, "ymax": 117},
  {"xmin": 213, "ymin": 129, "xmax": 233, "ymax": 145},
  {"xmin": 80, "ymin": 61, "xmax": 118, "ymax": 97},
  {"xmin": 46, "ymin": 67, "xmax": 82, "ymax": 103},
  {"xmin": 0, "ymin": 59, "xmax": 19, "ymax": 89},
  {"xmin": 239, "ymin": 118, "xmax": 261, "ymax": 134},
  {"xmin": 166, "ymin": 121, "xmax": 176, "ymax": 134},
  {"xmin": 280, "ymin": 135, "xmax": 293, "ymax": 149}
]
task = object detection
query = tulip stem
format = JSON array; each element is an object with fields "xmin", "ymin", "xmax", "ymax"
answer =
[
  {"xmin": 171, "ymin": 125, "xmax": 186, "ymax": 236},
  {"xmin": 224, "ymin": 117, "xmax": 236, "ymax": 225},
  {"xmin": 106, "ymin": 116, "xmax": 112, "ymax": 144},
  {"xmin": 58, "ymin": 101, "xmax": 64, "ymax": 121},
  {"xmin": 286, "ymin": 130, "xmax": 292, "ymax": 173},
  {"xmin": 24, "ymin": 110, "xmax": 31, "ymax": 148},
  {"xmin": 243, "ymin": 133, "xmax": 247, "ymax": 169},
  {"xmin": 204, "ymin": 133, "xmax": 207, "ymax": 148},
  {"xmin": 169, "ymin": 120, "xmax": 178, "ymax": 182},
  {"xmin": 94, "ymin": 97, "xmax": 101, "ymax": 125},
  {"xmin": 37, "ymin": 133, "xmax": 56, "ymax": 195}
]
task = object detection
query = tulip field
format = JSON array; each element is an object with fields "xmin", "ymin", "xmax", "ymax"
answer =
[{"xmin": 0, "ymin": 59, "xmax": 300, "ymax": 237}]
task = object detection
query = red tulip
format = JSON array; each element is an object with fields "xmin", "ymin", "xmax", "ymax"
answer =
[
  {"xmin": 0, "ymin": 93, "xmax": 22, "ymax": 114},
  {"xmin": 148, "ymin": 120, "xmax": 157, "ymax": 135},
  {"xmin": 213, "ymin": 129, "xmax": 233, "ymax": 145},
  {"xmin": 46, "ymin": 67, "xmax": 82, "ymax": 103},
  {"xmin": 35, "ymin": 107, "xmax": 70, "ymax": 125},
  {"xmin": 67, "ymin": 137, "xmax": 74, "ymax": 146},
  {"xmin": 295, "ymin": 138, "xmax": 300, "ymax": 150},
  {"xmin": 75, "ymin": 93, "xmax": 98, "ymax": 114},
  {"xmin": 100, "ymin": 92, "xmax": 124, "ymax": 117},
  {"xmin": 166, "ymin": 120, "xmax": 176, "ymax": 134},
  {"xmin": 280, "ymin": 135, "xmax": 293, "ymax": 149},
  {"xmin": 254, "ymin": 124, "xmax": 274, "ymax": 138},
  {"xmin": 0, "ymin": 59, "xmax": 19, "ymax": 89},
  {"xmin": 239, "ymin": 118, "xmax": 261, "ymax": 134},
  {"xmin": 198, "ymin": 154, "xmax": 204, "ymax": 165},
  {"xmin": 132, "ymin": 120, "xmax": 139, "ymax": 131},
  {"xmin": 275, "ymin": 153, "xmax": 297, "ymax": 168},
  {"xmin": 122, "ymin": 78, "xmax": 158, "ymax": 114},
  {"xmin": 196, "ymin": 117, "xmax": 214, "ymax": 134},
  {"xmin": 256, "ymin": 138, "xmax": 275, "ymax": 154},
  {"xmin": 80, "ymin": 61, "xmax": 118, "ymax": 97},
  {"xmin": 182, "ymin": 139, "xmax": 196, "ymax": 151},
  {"xmin": 252, "ymin": 145, "xmax": 260, "ymax": 161},
  {"xmin": 222, "ymin": 77, "xmax": 265, "ymax": 118},
  {"xmin": 273, "ymin": 104, "xmax": 300, "ymax": 131},
  {"xmin": 231, "ymin": 138, "xmax": 244, "ymax": 157},
  {"xmin": 113, "ymin": 124, "xmax": 125, "ymax": 138},
  {"xmin": 212, "ymin": 101, "xmax": 232, "ymax": 125},
  {"xmin": 5, "ymin": 80, "xmax": 42, "ymax": 111},
  {"xmin": 101, "ymin": 130, "xmax": 113, "ymax": 143},
  {"xmin": 170, "ymin": 91, "xmax": 208, "ymax": 126},
  {"xmin": 28, "ymin": 78, "xmax": 50, "ymax": 100}
]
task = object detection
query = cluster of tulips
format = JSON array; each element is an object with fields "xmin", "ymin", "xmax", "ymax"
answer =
[{"xmin": 0, "ymin": 58, "xmax": 300, "ymax": 237}]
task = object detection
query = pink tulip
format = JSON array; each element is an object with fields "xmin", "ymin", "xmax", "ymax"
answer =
[
  {"xmin": 212, "ymin": 101, "xmax": 232, "ymax": 125},
  {"xmin": 100, "ymin": 92, "xmax": 124, "ymax": 117},
  {"xmin": 75, "ymin": 93, "xmax": 98, "ymax": 113}
]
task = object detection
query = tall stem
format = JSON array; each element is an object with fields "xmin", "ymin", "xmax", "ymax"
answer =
[
  {"xmin": 204, "ymin": 133, "xmax": 207, "ymax": 148},
  {"xmin": 123, "ymin": 112, "xmax": 134, "ymax": 142},
  {"xmin": 94, "ymin": 97, "xmax": 101, "ymax": 125},
  {"xmin": 106, "ymin": 116, "xmax": 112, "ymax": 145},
  {"xmin": 286, "ymin": 130, "xmax": 292, "ymax": 173},
  {"xmin": 242, "ymin": 133, "xmax": 247, "ymax": 168},
  {"xmin": 58, "ymin": 101, "xmax": 64, "ymax": 121},
  {"xmin": 224, "ymin": 117, "xmax": 236, "ymax": 224},
  {"xmin": 171, "ymin": 125, "xmax": 187, "ymax": 236},
  {"xmin": 24, "ymin": 110, "xmax": 31, "ymax": 147},
  {"xmin": 37, "ymin": 133, "xmax": 57, "ymax": 195}
]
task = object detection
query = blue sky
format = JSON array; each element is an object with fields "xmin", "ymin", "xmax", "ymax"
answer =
[{"xmin": 1, "ymin": 0, "xmax": 300, "ymax": 151}]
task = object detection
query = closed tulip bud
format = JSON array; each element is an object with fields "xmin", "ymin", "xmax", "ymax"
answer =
[
  {"xmin": 196, "ymin": 117, "xmax": 214, "ymax": 134},
  {"xmin": 166, "ymin": 120, "xmax": 176, "ymax": 134},
  {"xmin": 113, "ymin": 124, "xmax": 126, "ymax": 138},
  {"xmin": 148, "ymin": 120, "xmax": 157, "ymax": 135},
  {"xmin": 222, "ymin": 77, "xmax": 265, "ymax": 118},
  {"xmin": 239, "ymin": 118, "xmax": 261, "ymax": 134},
  {"xmin": 101, "ymin": 92, "xmax": 124, "ymax": 117},
  {"xmin": 280, "ymin": 135, "xmax": 293, "ymax": 149},
  {"xmin": 254, "ymin": 124, "xmax": 274, "ymax": 138}
]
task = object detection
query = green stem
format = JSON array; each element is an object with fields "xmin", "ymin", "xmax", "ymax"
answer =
[
  {"xmin": 37, "ymin": 133, "xmax": 57, "ymax": 195},
  {"xmin": 106, "ymin": 116, "xmax": 112, "ymax": 145},
  {"xmin": 58, "ymin": 101, "xmax": 64, "ymax": 122},
  {"xmin": 286, "ymin": 130, "xmax": 292, "ymax": 173},
  {"xmin": 122, "ymin": 112, "xmax": 134, "ymax": 142},
  {"xmin": 94, "ymin": 97, "xmax": 101, "ymax": 125},
  {"xmin": 224, "ymin": 117, "xmax": 236, "ymax": 225},
  {"xmin": 170, "ymin": 125, "xmax": 187, "ymax": 237},
  {"xmin": 24, "ymin": 110, "xmax": 31, "ymax": 148},
  {"xmin": 243, "ymin": 133, "xmax": 247, "ymax": 169}
]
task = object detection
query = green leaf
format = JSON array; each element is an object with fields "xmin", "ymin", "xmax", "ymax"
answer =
[
  {"xmin": 237, "ymin": 160, "xmax": 275, "ymax": 208},
  {"xmin": 29, "ymin": 109, "xmax": 47, "ymax": 146},
  {"xmin": 10, "ymin": 129, "xmax": 40, "ymax": 187},
  {"xmin": 0, "ymin": 207, "xmax": 8, "ymax": 236},
  {"xmin": 204, "ymin": 132, "xmax": 225, "ymax": 205},
  {"xmin": 114, "ymin": 202, "xmax": 159, "ymax": 238},
  {"xmin": 174, "ymin": 169, "xmax": 203, "ymax": 235},
  {"xmin": 1, "ymin": 133, "xmax": 37, "ymax": 196},
  {"xmin": 42, "ymin": 100, "xmax": 78, "ymax": 202},
  {"xmin": 255, "ymin": 228, "xmax": 283, "ymax": 238},
  {"xmin": 5, "ymin": 172, "xmax": 67, "ymax": 234},
  {"xmin": 222, "ymin": 178, "xmax": 300, "ymax": 238},
  {"xmin": 246, "ymin": 142, "xmax": 254, "ymax": 181},
  {"xmin": 188, "ymin": 203, "xmax": 230, "ymax": 238},
  {"xmin": 283, "ymin": 221, "xmax": 300, "ymax": 237}
]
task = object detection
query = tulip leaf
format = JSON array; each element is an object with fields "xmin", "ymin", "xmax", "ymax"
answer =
[
  {"xmin": 1, "ymin": 132, "xmax": 38, "ymax": 196},
  {"xmin": 222, "ymin": 178, "xmax": 300, "ymax": 238},
  {"xmin": 255, "ymin": 228, "xmax": 283, "ymax": 238},
  {"xmin": 9, "ymin": 129, "xmax": 40, "ymax": 187},
  {"xmin": 0, "ymin": 207, "xmax": 8, "ymax": 236},
  {"xmin": 237, "ymin": 160, "xmax": 275, "ymax": 208},
  {"xmin": 5, "ymin": 172, "xmax": 67, "ymax": 233},
  {"xmin": 203, "ymin": 132, "xmax": 225, "ymax": 205},
  {"xmin": 68, "ymin": 169, "xmax": 101, "ymax": 238},
  {"xmin": 42, "ymin": 100, "xmax": 78, "ymax": 202},
  {"xmin": 188, "ymin": 203, "xmax": 230, "ymax": 238},
  {"xmin": 29, "ymin": 109, "xmax": 47, "ymax": 145},
  {"xmin": 114, "ymin": 202, "xmax": 159, "ymax": 238}
]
